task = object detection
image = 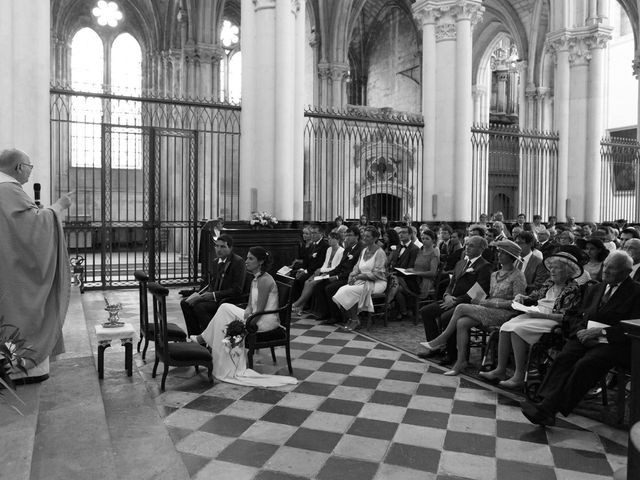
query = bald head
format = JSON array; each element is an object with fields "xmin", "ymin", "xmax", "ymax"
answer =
[
  {"xmin": 0, "ymin": 149, "xmax": 31, "ymax": 184},
  {"xmin": 0, "ymin": 149, "xmax": 27, "ymax": 169}
]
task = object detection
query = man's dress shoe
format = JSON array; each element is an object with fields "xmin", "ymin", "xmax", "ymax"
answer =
[{"xmin": 521, "ymin": 401, "xmax": 556, "ymax": 427}]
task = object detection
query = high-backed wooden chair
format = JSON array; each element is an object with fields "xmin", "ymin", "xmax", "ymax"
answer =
[
  {"xmin": 147, "ymin": 282, "xmax": 213, "ymax": 390},
  {"xmin": 134, "ymin": 270, "xmax": 187, "ymax": 360},
  {"xmin": 245, "ymin": 280, "xmax": 294, "ymax": 375}
]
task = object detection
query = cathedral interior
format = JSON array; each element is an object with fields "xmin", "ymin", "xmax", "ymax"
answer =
[{"xmin": 1, "ymin": 1, "xmax": 640, "ymax": 479}]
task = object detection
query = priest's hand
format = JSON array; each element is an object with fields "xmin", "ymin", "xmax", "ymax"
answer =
[{"xmin": 53, "ymin": 191, "xmax": 75, "ymax": 210}]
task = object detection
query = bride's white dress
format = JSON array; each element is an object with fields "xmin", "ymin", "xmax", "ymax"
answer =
[{"xmin": 199, "ymin": 276, "xmax": 298, "ymax": 387}]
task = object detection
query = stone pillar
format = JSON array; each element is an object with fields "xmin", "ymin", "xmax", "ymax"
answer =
[
  {"xmin": 546, "ymin": 34, "xmax": 570, "ymax": 220},
  {"xmin": 634, "ymin": 54, "xmax": 640, "ymax": 142},
  {"xmin": 415, "ymin": 9, "xmax": 437, "ymax": 218},
  {"xmin": 0, "ymin": 1, "xmax": 51, "ymax": 201},
  {"xmin": 240, "ymin": 0, "xmax": 303, "ymax": 220},
  {"xmin": 454, "ymin": 2, "xmax": 482, "ymax": 221},
  {"xmin": 584, "ymin": 30, "xmax": 611, "ymax": 222},
  {"xmin": 293, "ymin": 0, "xmax": 306, "ymax": 219},
  {"xmin": 413, "ymin": 0, "xmax": 483, "ymax": 222},
  {"xmin": 472, "ymin": 85, "xmax": 488, "ymax": 124}
]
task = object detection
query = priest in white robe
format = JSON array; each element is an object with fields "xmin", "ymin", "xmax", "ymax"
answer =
[{"xmin": 0, "ymin": 148, "xmax": 74, "ymax": 382}]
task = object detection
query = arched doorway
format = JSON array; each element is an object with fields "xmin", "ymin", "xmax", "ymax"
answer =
[{"xmin": 363, "ymin": 194, "xmax": 402, "ymax": 222}]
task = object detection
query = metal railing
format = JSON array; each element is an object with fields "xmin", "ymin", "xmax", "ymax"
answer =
[
  {"xmin": 471, "ymin": 124, "xmax": 558, "ymax": 221},
  {"xmin": 600, "ymin": 136, "xmax": 640, "ymax": 223},
  {"xmin": 51, "ymin": 88, "xmax": 241, "ymax": 288},
  {"xmin": 303, "ymin": 107, "xmax": 424, "ymax": 222}
]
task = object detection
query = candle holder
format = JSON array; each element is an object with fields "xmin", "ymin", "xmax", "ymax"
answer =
[{"xmin": 103, "ymin": 297, "xmax": 124, "ymax": 328}]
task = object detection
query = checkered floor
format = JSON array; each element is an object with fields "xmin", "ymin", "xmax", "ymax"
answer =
[{"xmin": 133, "ymin": 314, "xmax": 629, "ymax": 480}]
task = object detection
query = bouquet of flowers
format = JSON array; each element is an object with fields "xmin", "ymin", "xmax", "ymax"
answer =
[
  {"xmin": 0, "ymin": 321, "xmax": 36, "ymax": 413},
  {"xmin": 222, "ymin": 320, "xmax": 247, "ymax": 351},
  {"xmin": 249, "ymin": 211, "xmax": 278, "ymax": 228}
]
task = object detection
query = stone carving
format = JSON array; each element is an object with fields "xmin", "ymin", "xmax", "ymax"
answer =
[{"xmin": 435, "ymin": 23, "xmax": 456, "ymax": 41}]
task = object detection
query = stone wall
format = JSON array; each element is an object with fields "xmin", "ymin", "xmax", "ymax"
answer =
[{"xmin": 366, "ymin": 9, "xmax": 420, "ymax": 114}]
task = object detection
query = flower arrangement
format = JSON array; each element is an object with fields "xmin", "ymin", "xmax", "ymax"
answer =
[
  {"xmin": 222, "ymin": 320, "xmax": 247, "ymax": 351},
  {"xmin": 249, "ymin": 211, "xmax": 278, "ymax": 228},
  {"xmin": 222, "ymin": 319, "xmax": 247, "ymax": 376},
  {"xmin": 0, "ymin": 321, "xmax": 36, "ymax": 413}
]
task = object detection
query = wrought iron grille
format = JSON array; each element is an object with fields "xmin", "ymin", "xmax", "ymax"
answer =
[
  {"xmin": 471, "ymin": 124, "xmax": 558, "ymax": 221},
  {"xmin": 50, "ymin": 88, "xmax": 241, "ymax": 288},
  {"xmin": 303, "ymin": 108, "xmax": 424, "ymax": 222},
  {"xmin": 600, "ymin": 136, "xmax": 640, "ymax": 223}
]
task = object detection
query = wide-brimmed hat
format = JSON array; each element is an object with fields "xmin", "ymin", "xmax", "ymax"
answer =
[
  {"xmin": 543, "ymin": 251, "xmax": 583, "ymax": 279},
  {"xmin": 492, "ymin": 239, "xmax": 521, "ymax": 260}
]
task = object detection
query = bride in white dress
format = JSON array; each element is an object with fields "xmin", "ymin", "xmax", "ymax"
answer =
[{"xmin": 192, "ymin": 246, "xmax": 298, "ymax": 387}]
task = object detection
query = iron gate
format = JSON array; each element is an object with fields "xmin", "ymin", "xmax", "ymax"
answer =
[{"xmin": 51, "ymin": 89, "xmax": 240, "ymax": 288}]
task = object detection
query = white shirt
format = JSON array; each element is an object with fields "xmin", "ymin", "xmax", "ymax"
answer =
[{"xmin": 0, "ymin": 171, "xmax": 20, "ymax": 184}]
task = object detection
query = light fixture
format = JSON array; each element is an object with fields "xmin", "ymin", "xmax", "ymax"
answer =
[{"xmin": 92, "ymin": 1, "xmax": 123, "ymax": 28}]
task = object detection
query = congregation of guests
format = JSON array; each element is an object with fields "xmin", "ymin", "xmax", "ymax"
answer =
[{"xmin": 184, "ymin": 211, "xmax": 640, "ymax": 426}]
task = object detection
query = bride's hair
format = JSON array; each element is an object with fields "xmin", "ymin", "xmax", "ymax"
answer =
[{"xmin": 249, "ymin": 246, "xmax": 273, "ymax": 272}]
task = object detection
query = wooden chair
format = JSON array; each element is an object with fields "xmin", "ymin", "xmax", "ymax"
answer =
[
  {"xmin": 134, "ymin": 270, "xmax": 187, "ymax": 360},
  {"xmin": 366, "ymin": 293, "xmax": 389, "ymax": 329},
  {"xmin": 147, "ymin": 282, "xmax": 213, "ymax": 391},
  {"xmin": 245, "ymin": 280, "xmax": 294, "ymax": 375},
  {"xmin": 413, "ymin": 267, "xmax": 444, "ymax": 325}
]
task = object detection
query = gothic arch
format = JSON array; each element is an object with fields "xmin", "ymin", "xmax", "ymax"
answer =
[{"xmin": 473, "ymin": 0, "xmax": 530, "ymax": 83}]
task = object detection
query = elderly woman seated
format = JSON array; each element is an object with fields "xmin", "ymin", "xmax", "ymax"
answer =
[
  {"xmin": 332, "ymin": 226, "xmax": 387, "ymax": 331},
  {"xmin": 386, "ymin": 229, "xmax": 440, "ymax": 320},
  {"xmin": 479, "ymin": 251, "xmax": 583, "ymax": 389},
  {"xmin": 422, "ymin": 240, "xmax": 526, "ymax": 375}
]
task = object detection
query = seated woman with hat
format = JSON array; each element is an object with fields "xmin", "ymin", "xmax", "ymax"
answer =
[
  {"xmin": 422, "ymin": 239, "xmax": 526, "ymax": 376},
  {"xmin": 479, "ymin": 251, "xmax": 583, "ymax": 389}
]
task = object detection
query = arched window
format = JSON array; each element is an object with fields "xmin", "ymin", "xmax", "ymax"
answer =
[
  {"xmin": 70, "ymin": 27, "xmax": 143, "ymax": 168},
  {"xmin": 111, "ymin": 33, "xmax": 142, "ymax": 169},
  {"xmin": 219, "ymin": 19, "xmax": 241, "ymax": 103},
  {"xmin": 70, "ymin": 28, "xmax": 104, "ymax": 168}
]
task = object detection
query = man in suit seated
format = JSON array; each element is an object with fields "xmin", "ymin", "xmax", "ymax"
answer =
[
  {"xmin": 623, "ymin": 238, "xmax": 640, "ymax": 281},
  {"xmin": 291, "ymin": 223, "xmax": 329, "ymax": 304},
  {"xmin": 418, "ymin": 236, "xmax": 492, "ymax": 364},
  {"xmin": 537, "ymin": 229, "xmax": 556, "ymax": 259},
  {"xmin": 515, "ymin": 231, "xmax": 548, "ymax": 293},
  {"xmin": 311, "ymin": 226, "xmax": 363, "ymax": 322},
  {"xmin": 180, "ymin": 234, "xmax": 246, "ymax": 335},
  {"xmin": 388, "ymin": 225, "xmax": 420, "ymax": 319},
  {"xmin": 521, "ymin": 250, "xmax": 640, "ymax": 426}
]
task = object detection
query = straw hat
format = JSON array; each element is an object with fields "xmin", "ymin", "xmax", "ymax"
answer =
[
  {"xmin": 492, "ymin": 239, "xmax": 521, "ymax": 260},
  {"xmin": 543, "ymin": 251, "xmax": 583, "ymax": 279}
]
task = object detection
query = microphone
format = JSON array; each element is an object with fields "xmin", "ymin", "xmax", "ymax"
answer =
[{"xmin": 34, "ymin": 183, "xmax": 41, "ymax": 207}]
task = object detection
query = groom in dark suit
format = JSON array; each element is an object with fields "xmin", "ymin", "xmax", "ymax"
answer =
[
  {"xmin": 418, "ymin": 235, "xmax": 492, "ymax": 363},
  {"xmin": 181, "ymin": 234, "xmax": 247, "ymax": 335},
  {"xmin": 521, "ymin": 250, "xmax": 640, "ymax": 426}
]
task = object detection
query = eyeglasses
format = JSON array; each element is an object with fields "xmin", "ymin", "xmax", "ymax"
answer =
[{"xmin": 18, "ymin": 163, "xmax": 34, "ymax": 171}]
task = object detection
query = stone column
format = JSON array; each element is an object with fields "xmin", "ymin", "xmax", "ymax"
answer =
[
  {"xmin": 634, "ymin": 54, "xmax": 640, "ymax": 142},
  {"xmin": 453, "ymin": 2, "xmax": 482, "ymax": 221},
  {"xmin": 240, "ymin": 0, "xmax": 302, "ymax": 220},
  {"xmin": 413, "ymin": 0, "xmax": 483, "ymax": 222},
  {"xmin": 472, "ymin": 85, "xmax": 487, "ymax": 124},
  {"xmin": 293, "ymin": 0, "xmax": 306, "ymax": 219},
  {"xmin": 584, "ymin": 29, "xmax": 611, "ymax": 222},
  {"xmin": 546, "ymin": 33, "xmax": 570, "ymax": 220},
  {"xmin": 414, "ymin": 8, "xmax": 437, "ymax": 218},
  {"xmin": 0, "ymin": 1, "xmax": 51, "ymax": 201}
]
